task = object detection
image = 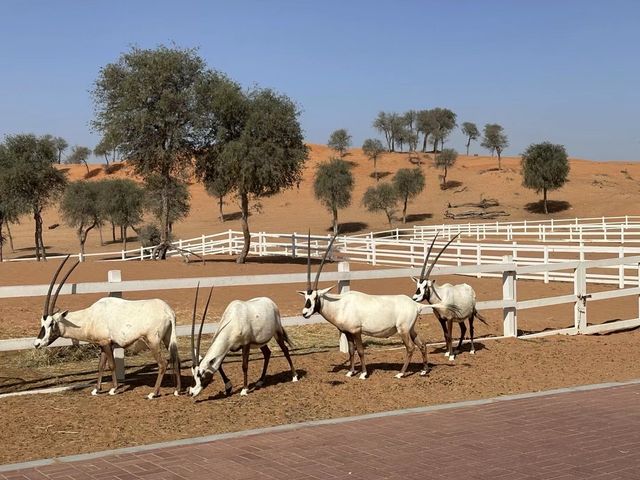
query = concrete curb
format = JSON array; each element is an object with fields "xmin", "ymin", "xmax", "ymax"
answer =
[{"xmin": 2, "ymin": 377, "xmax": 640, "ymax": 473}]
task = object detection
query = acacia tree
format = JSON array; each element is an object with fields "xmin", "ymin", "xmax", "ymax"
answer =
[
  {"xmin": 93, "ymin": 45, "xmax": 206, "ymax": 258},
  {"xmin": 417, "ymin": 109, "xmax": 438, "ymax": 152},
  {"xmin": 99, "ymin": 179, "xmax": 144, "ymax": 249},
  {"xmin": 461, "ymin": 122, "xmax": 479, "ymax": 155},
  {"xmin": 373, "ymin": 112, "xmax": 393, "ymax": 151},
  {"xmin": 54, "ymin": 137, "xmax": 68, "ymax": 164},
  {"xmin": 521, "ymin": 142, "xmax": 570, "ymax": 214},
  {"xmin": 430, "ymin": 108, "xmax": 457, "ymax": 152},
  {"xmin": 0, "ymin": 134, "xmax": 67, "ymax": 260},
  {"xmin": 434, "ymin": 148, "xmax": 458, "ymax": 188},
  {"xmin": 60, "ymin": 181, "xmax": 103, "ymax": 255},
  {"xmin": 481, "ymin": 123, "xmax": 509, "ymax": 169},
  {"xmin": 66, "ymin": 145, "xmax": 92, "ymax": 175},
  {"xmin": 93, "ymin": 132, "xmax": 121, "ymax": 168},
  {"xmin": 363, "ymin": 183, "xmax": 398, "ymax": 228},
  {"xmin": 197, "ymin": 82, "xmax": 308, "ymax": 263},
  {"xmin": 362, "ymin": 138, "xmax": 385, "ymax": 181},
  {"xmin": 204, "ymin": 170, "xmax": 234, "ymax": 223},
  {"xmin": 0, "ymin": 159, "xmax": 24, "ymax": 261},
  {"xmin": 144, "ymin": 175, "xmax": 190, "ymax": 234},
  {"xmin": 392, "ymin": 168, "xmax": 425, "ymax": 223},
  {"xmin": 327, "ymin": 129, "xmax": 351, "ymax": 158},
  {"xmin": 313, "ymin": 158, "xmax": 354, "ymax": 234}
]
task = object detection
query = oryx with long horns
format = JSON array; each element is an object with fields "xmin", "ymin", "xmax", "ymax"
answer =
[
  {"xmin": 189, "ymin": 285, "xmax": 298, "ymax": 398},
  {"xmin": 298, "ymin": 232, "xmax": 459, "ymax": 379},
  {"xmin": 412, "ymin": 232, "xmax": 487, "ymax": 361},
  {"xmin": 33, "ymin": 256, "xmax": 182, "ymax": 398}
]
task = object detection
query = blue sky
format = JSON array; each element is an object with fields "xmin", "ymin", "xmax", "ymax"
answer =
[{"xmin": 0, "ymin": 0, "xmax": 638, "ymax": 160}]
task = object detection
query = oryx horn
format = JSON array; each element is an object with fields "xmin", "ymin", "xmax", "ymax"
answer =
[
  {"xmin": 306, "ymin": 230, "xmax": 311, "ymax": 291},
  {"xmin": 424, "ymin": 233, "xmax": 461, "ymax": 279},
  {"xmin": 49, "ymin": 259, "xmax": 80, "ymax": 315},
  {"xmin": 419, "ymin": 232, "xmax": 440, "ymax": 280},
  {"xmin": 313, "ymin": 234, "xmax": 338, "ymax": 291},
  {"xmin": 196, "ymin": 286, "xmax": 213, "ymax": 365},
  {"xmin": 191, "ymin": 283, "xmax": 200, "ymax": 367},
  {"xmin": 43, "ymin": 255, "xmax": 70, "ymax": 317}
]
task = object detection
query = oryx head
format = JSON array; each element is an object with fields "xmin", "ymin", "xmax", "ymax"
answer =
[
  {"xmin": 189, "ymin": 283, "xmax": 213, "ymax": 397},
  {"xmin": 297, "ymin": 231, "xmax": 337, "ymax": 318},
  {"xmin": 412, "ymin": 232, "xmax": 459, "ymax": 302},
  {"xmin": 34, "ymin": 255, "xmax": 79, "ymax": 349}
]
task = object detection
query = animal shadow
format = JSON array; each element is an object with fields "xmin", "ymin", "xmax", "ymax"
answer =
[{"xmin": 524, "ymin": 200, "xmax": 571, "ymax": 214}]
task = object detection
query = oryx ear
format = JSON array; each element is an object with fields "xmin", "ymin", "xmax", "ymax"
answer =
[
  {"xmin": 318, "ymin": 285, "xmax": 336, "ymax": 295},
  {"xmin": 296, "ymin": 290, "xmax": 307, "ymax": 297},
  {"xmin": 411, "ymin": 276, "xmax": 421, "ymax": 283},
  {"xmin": 53, "ymin": 310, "xmax": 69, "ymax": 321}
]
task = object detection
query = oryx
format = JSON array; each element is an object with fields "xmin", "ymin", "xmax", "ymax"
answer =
[
  {"xmin": 33, "ymin": 256, "xmax": 182, "ymax": 398},
  {"xmin": 189, "ymin": 285, "xmax": 298, "ymax": 398},
  {"xmin": 412, "ymin": 232, "xmax": 487, "ymax": 361},
  {"xmin": 298, "ymin": 232, "xmax": 459, "ymax": 379}
]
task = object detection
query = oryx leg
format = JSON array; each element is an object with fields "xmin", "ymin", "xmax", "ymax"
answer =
[
  {"xmin": 103, "ymin": 344, "xmax": 119, "ymax": 395},
  {"xmin": 240, "ymin": 345, "xmax": 250, "ymax": 396},
  {"xmin": 395, "ymin": 331, "xmax": 415, "ymax": 379},
  {"xmin": 469, "ymin": 316, "xmax": 476, "ymax": 354},
  {"xmin": 446, "ymin": 318, "xmax": 455, "ymax": 361},
  {"xmin": 456, "ymin": 320, "xmax": 467, "ymax": 354},
  {"xmin": 343, "ymin": 332, "xmax": 357, "ymax": 377},
  {"xmin": 256, "ymin": 345, "xmax": 271, "ymax": 388},
  {"xmin": 92, "ymin": 347, "xmax": 108, "ymax": 396},
  {"xmin": 436, "ymin": 315, "xmax": 451, "ymax": 358},
  {"xmin": 275, "ymin": 333, "xmax": 298, "ymax": 382},
  {"xmin": 163, "ymin": 330, "xmax": 181, "ymax": 396},
  {"xmin": 148, "ymin": 340, "xmax": 168, "ymax": 399},
  {"xmin": 411, "ymin": 329, "xmax": 429, "ymax": 376},
  {"xmin": 218, "ymin": 364, "xmax": 233, "ymax": 395},
  {"xmin": 353, "ymin": 333, "xmax": 368, "ymax": 380}
]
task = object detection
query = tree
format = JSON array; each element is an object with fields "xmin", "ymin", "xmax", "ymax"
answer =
[
  {"xmin": 313, "ymin": 158, "xmax": 354, "ymax": 234},
  {"xmin": 373, "ymin": 112, "xmax": 393, "ymax": 151},
  {"xmin": 362, "ymin": 138, "xmax": 385, "ymax": 181},
  {"xmin": 204, "ymin": 169, "xmax": 234, "ymax": 223},
  {"xmin": 461, "ymin": 122, "xmax": 479, "ymax": 155},
  {"xmin": 60, "ymin": 181, "xmax": 103, "ymax": 255},
  {"xmin": 481, "ymin": 123, "xmax": 509, "ymax": 170},
  {"xmin": 0, "ymin": 134, "xmax": 67, "ymax": 260},
  {"xmin": 196, "ymin": 82, "xmax": 308, "ymax": 264},
  {"xmin": 417, "ymin": 109, "xmax": 438, "ymax": 152},
  {"xmin": 0, "ymin": 159, "xmax": 24, "ymax": 261},
  {"xmin": 93, "ymin": 132, "xmax": 121, "ymax": 168},
  {"xmin": 144, "ymin": 175, "xmax": 190, "ymax": 234},
  {"xmin": 66, "ymin": 145, "xmax": 92, "ymax": 175},
  {"xmin": 392, "ymin": 168, "xmax": 425, "ymax": 223},
  {"xmin": 434, "ymin": 148, "xmax": 458, "ymax": 188},
  {"xmin": 403, "ymin": 110, "xmax": 419, "ymax": 152},
  {"xmin": 327, "ymin": 129, "xmax": 351, "ymax": 158},
  {"xmin": 430, "ymin": 108, "xmax": 457, "ymax": 152},
  {"xmin": 54, "ymin": 137, "xmax": 68, "ymax": 164},
  {"xmin": 92, "ymin": 45, "xmax": 206, "ymax": 256},
  {"xmin": 363, "ymin": 183, "xmax": 398, "ymax": 228},
  {"xmin": 521, "ymin": 142, "xmax": 570, "ymax": 214},
  {"xmin": 98, "ymin": 179, "xmax": 144, "ymax": 249}
]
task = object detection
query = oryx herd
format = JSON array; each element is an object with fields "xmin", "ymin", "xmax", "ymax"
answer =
[{"xmin": 33, "ymin": 231, "xmax": 484, "ymax": 399}]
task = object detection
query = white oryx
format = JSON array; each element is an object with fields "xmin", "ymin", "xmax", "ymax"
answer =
[
  {"xmin": 412, "ymin": 232, "xmax": 487, "ymax": 361},
  {"xmin": 189, "ymin": 285, "xmax": 298, "ymax": 398},
  {"xmin": 33, "ymin": 256, "xmax": 182, "ymax": 399},
  {"xmin": 298, "ymin": 233, "xmax": 460, "ymax": 379}
]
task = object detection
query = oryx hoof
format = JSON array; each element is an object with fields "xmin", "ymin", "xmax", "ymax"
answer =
[
  {"xmin": 147, "ymin": 392, "xmax": 157, "ymax": 400},
  {"xmin": 394, "ymin": 373, "xmax": 404, "ymax": 379},
  {"xmin": 224, "ymin": 381, "xmax": 233, "ymax": 396},
  {"xmin": 91, "ymin": 388, "xmax": 99, "ymax": 396},
  {"xmin": 470, "ymin": 349, "xmax": 475, "ymax": 355},
  {"xmin": 345, "ymin": 371, "xmax": 355, "ymax": 378},
  {"xmin": 108, "ymin": 388, "xmax": 117, "ymax": 396},
  {"xmin": 174, "ymin": 390, "xmax": 180, "ymax": 397},
  {"xmin": 449, "ymin": 355, "xmax": 455, "ymax": 362},
  {"xmin": 292, "ymin": 375, "xmax": 299, "ymax": 382},
  {"xmin": 358, "ymin": 372, "xmax": 368, "ymax": 380},
  {"xmin": 443, "ymin": 352, "xmax": 450, "ymax": 357},
  {"xmin": 240, "ymin": 388, "xmax": 249, "ymax": 396}
]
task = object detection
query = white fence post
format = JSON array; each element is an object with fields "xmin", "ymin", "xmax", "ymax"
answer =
[
  {"xmin": 619, "ymin": 246, "xmax": 625, "ymax": 288},
  {"xmin": 338, "ymin": 261, "xmax": 350, "ymax": 353},
  {"xmin": 543, "ymin": 246, "xmax": 550, "ymax": 283},
  {"xmin": 476, "ymin": 244, "xmax": 481, "ymax": 278},
  {"xmin": 574, "ymin": 265, "xmax": 588, "ymax": 333},
  {"xmin": 108, "ymin": 270, "xmax": 125, "ymax": 382},
  {"xmin": 502, "ymin": 255, "xmax": 517, "ymax": 337},
  {"xmin": 291, "ymin": 233, "xmax": 297, "ymax": 258}
]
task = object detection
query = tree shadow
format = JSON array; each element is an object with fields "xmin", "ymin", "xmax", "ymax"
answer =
[
  {"xmin": 442, "ymin": 180, "xmax": 462, "ymax": 189},
  {"xmin": 405, "ymin": 213, "xmax": 433, "ymax": 222},
  {"xmin": 370, "ymin": 171, "xmax": 392, "ymax": 180},
  {"xmin": 84, "ymin": 168, "xmax": 102, "ymax": 179},
  {"xmin": 344, "ymin": 160, "xmax": 358, "ymax": 168},
  {"xmin": 103, "ymin": 163, "xmax": 125, "ymax": 175},
  {"xmin": 330, "ymin": 222, "xmax": 368, "ymax": 234},
  {"xmin": 524, "ymin": 200, "xmax": 571, "ymax": 214},
  {"xmin": 222, "ymin": 211, "xmax": 243, "ymax": 221}
]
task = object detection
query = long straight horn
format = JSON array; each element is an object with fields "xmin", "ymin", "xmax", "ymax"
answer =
[
  {"xmin": 306, "ymin": 230, "xmax": 311, "ymax": 291},
  {"xmin": 43, "ymin": 255, "xmax": 70, "ymax": 317},
  {"xmin": 196, "ymin": 286, "xmax": 213, "ymax": 364},
  {"xmin": 419, "ymin": 232, "xmax": 440, "ymax": 280},
  {"xmin": 49, "ymin": 259, "xmax": 80, "ymax": 315},
  {"xmin": 425, "ymin": 233, "xmax": 461, "ymax": 279},
  {"xmin": 191, "ymin": 283, "xmax": 200, "ymax": 367},
  {"xmin": 313, "ymin": 234, "xmax": 338, "ymax": 291}
]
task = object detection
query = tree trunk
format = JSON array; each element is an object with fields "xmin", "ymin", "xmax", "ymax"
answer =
[
  {"xmin": 442, "ymin": 166, "xmax": 448, "ymax": 188},
  {"xmin": 466, "ymin": 137, "xmax": 470, "ymax": 155},
  {"xmin": 497, "ymin": 151, "xmax": 502, "ymax": 170},
  {"xmin": 332, "ymin": 207, "xmax": 338, "ymax": 235},
  {"xmin": 0, "ymin": 217, "xmax": 4, "ymax": 262},
  {"xmin": 34, "ymin": 209, "xmax": 46, "ymax": 261},
  {"xmin": 422, "ymin": 134, "xmax": 427, "ymax": 152},
  {"xmin": 402, "ymin": 196, "xmax": 408, "ymax": 224},
  {"xmin": 218, "ymin": 196, "xmax": 224, "ymax": 222},
  {"xmin": 123, "ymin": 225, "xmax": 128, "ymax": 251},
  {"xmin": 98, "ymin": 225, "xmax": 104, "ymax": 246},
  {"xmin": 111, "ymin": 222, "xmax": 116, "ymax": 242},
  {"xmin": 6, "ymin": 222, "xmax": 14, "ymax": 252},
  {"xmin": 83, "ymin": 161, "xmax": 90, "ymax": 176},
  {"xmin": 386, "ymin": 210, "xmax": 393, "ymax": 228},
  {"xmin": 237, "ymin": 192, "xmax": 251, "ymax": 264},
  {"xmin": 543, "ymin": 188, "xmax": 548, "ymax": 214},
  {"xmin": 374, "ymin": 158, "xmax": 378, "ymax": 182}
]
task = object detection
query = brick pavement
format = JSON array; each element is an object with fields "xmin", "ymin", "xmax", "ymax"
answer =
[{"xmin": 2, "ymin": 382, "xmax": 640, "ymax": 479}]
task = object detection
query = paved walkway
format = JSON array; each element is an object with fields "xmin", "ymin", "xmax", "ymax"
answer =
[{"xmin": 2, "ymin": 382, "xmax": 640, "ymax": 479}]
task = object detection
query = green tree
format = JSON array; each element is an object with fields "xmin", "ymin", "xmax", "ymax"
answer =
[
  {"xmin": 362, "ymin": 138, "xmax": 385, "ymax": 181},
  {"xmin": 0, "ymin": 157, "xmax": 25, "ymax": 261},
  {"xmin": 521, "ymin": 142, "xmax": 570, "ymax": 214},
  {"xmin": 363, "ymin": 183, "xmax": 398, "ymax": 228},
  {"xmin": 313, "ymin": 158, "xmax": 354, "ymax": 234},
  {"xmin": 66, "ymin": 145, "xmax": 92, "ymax": 175},
  {"xmin": 461, "ymin": 122, "xmax": 479, "ymax": 155},
  {"xmin": 430, "ymin": 108, "xmax": 457, "ymax": 152},
  {"xmin": 403, "ymin": 110, "xmax": 419, "ymax": 152},
  {"xmin": 327, "ymin": 129, "xmax": 351, "ymax": 158},
  {"xmin": 204, "ymin": 169, "xmax": 234, "ymax": 223},
  {"xmin": 481, "ymin": 123, "xmax": 509, "ymax": 170},
  {"xmin": 92, "ymin": 45, "xmax": 206, "ymax": 256},
  {"xmin": 417, "ymin": 109, "xmax": 438, "ymax": 152},
  {"xmin": 60, "ymin": 181, "xmax": 103, "ymax": 255},
  {"xmin": 98, "ymin": 179, "xmax": 144, "ymax": 249},
  {"xmin": 93, "ymin": 132, "xmax": 121, "ymax": 168},
  {"xmin": 373, "ymin": 112, "xmax": 393, "ymax": 151},
  {"xmin": 0, "ymin": 134, "xmax": 67, "ymax": 260},
  {"xmin": 196, "ymin": 83, "xmax": 308, "ymax": 264},
  {"xmin": 392, "ymin": 168, "xmax": 425, "ymax": 223},
  {"xmin": 144, "ymin": 175, "xmax": 190, "ymax": 234},
  {"xmin": 434, "ymin": 148, "xmax": 458, "ymax": 188},
  {"xmin": 54, "ymin": 137, "xmax": 68, "ymax": 164}
]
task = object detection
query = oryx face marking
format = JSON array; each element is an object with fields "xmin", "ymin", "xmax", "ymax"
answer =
[
  {"xmin": 412, "ymin": 279, "xmax": 433, "ymax": 303},
  {"xmin": 34, "ymin": 313, "xmax": 61, "ymax": 348},
  {"xmin": 301, "ymin": 290, "xmax": 319, "ymax": 318}
]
